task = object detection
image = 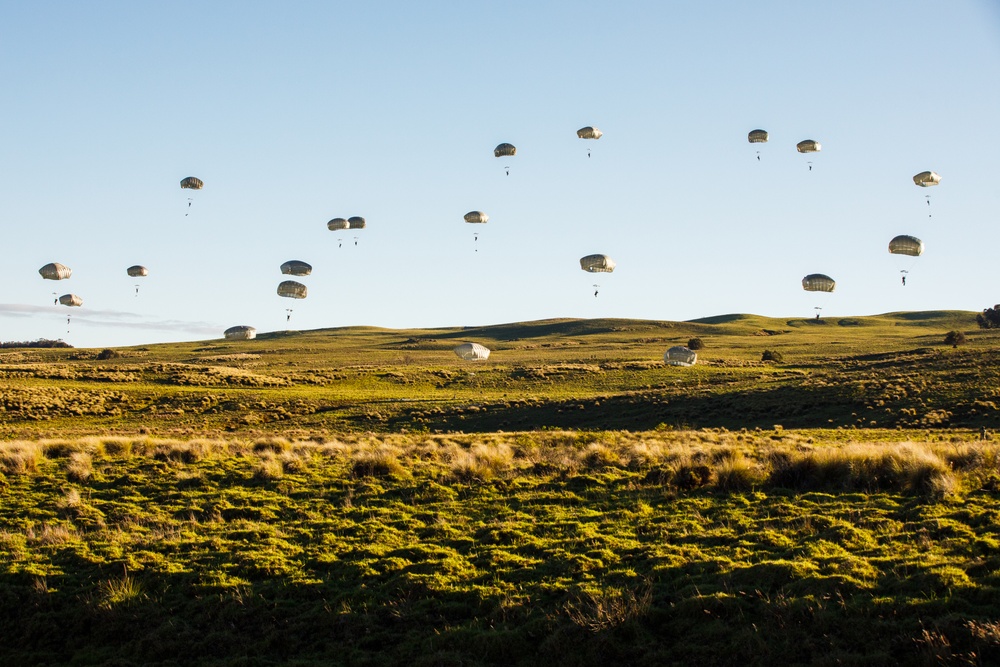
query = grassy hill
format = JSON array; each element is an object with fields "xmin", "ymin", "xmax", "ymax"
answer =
[{"xmin": 0, "ymin": 311, "xmax": 996, "ymax": 438}]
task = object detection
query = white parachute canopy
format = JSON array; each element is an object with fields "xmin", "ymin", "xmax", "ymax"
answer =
[
  {"xmin": 224, "ymin": 325, "xmax": 257, "ymax": 340},
  {"xmin": 39, "ymin": 263, "xmax": 72, "ymax": 280},
  {"xmin": 454, "ymin": 342, "xmax": 491, "ymax": 361},
  {"xmin": 664, "ymin": 346, "xmax": 697, "ymax": 367},
  {"xmin": 913, "ymin": 171, "xmax": 941, "ymax": 187},
  {"xmin": 580, "ymin": 254, "xmax": 616, "ymax": 273}
]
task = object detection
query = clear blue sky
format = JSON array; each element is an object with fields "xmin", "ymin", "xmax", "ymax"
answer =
[{"xmin": 2, "ymin": 1, "xmax": 999, "ymax": 348}]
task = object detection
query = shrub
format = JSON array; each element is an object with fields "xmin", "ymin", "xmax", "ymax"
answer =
[
  {"xmin": 687, "ymin": 337, "xmax": 704, "ymax": 351},
  {"xmin": 96, "ymin": 349, "xmax": 120, "ymax": 360},
  {"xmin": 977, "ymin": 306, "xmax": 1000, "ymax": 329},
  {"xmin": 761, "ymin": 349, "xmax": 784, "ymax": 362},
  {"xmin": 944, "ymin": 330, "xmax": 966, "ymax": 348}
]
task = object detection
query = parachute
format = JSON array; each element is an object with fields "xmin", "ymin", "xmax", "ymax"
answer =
[
  {"xmin": 664, "ymin": 346, "xmax": 697, "ymax": 367},
  {"xmin": 280, "ymin": 260, "xmax": 313, "ymax": 276},
  {"xmin": 39, "ymin": 263, "xmax": 72, "ymax": 280},
  {"xmin": 454, "ymin": 342, "xmax": 491, "ymax": 361},
  {"xmin": 913, "ymin": 171, "xmax": 941, "ymax": 187},
  {"xmin": 802, "ymin": 274, "xmax": 835, "ymax": 292},
  {"xmin": 58, "ymin": 294, "xmax": 83, "ymax": 307},
  {"xmin": 348, "ymin": 216, "xmax": 366, "ymax": 229},
  {"xmin": 180, "ymin": 177, "xmax": 204, "ymax": 190},
  {"xmin": 327, "ymin": 218, "xmax": 349, "ymax": 231},
  {"xmin": 126, "ymin": 265, "xmax": 148, "ymax": 277},
  {"xmin": 796, "ymin": 140, "xmax": 821, "ymax": 153},
  {"xmin": 277, "ymin": 280, "xmax": 307, "ymax": 299},
  {"xmin": 748, "ymin": 129, "xmax": 768, "ymax": 143},
  {"xmin": 224, "ymin": 325, "xmax": 257, "ymax": 340},
  {"xmin": 580, "ymin": 254, "xmax": 616, "ymax": 273},
  {"xmin": 888, "ymin": 235, "xmax": 924, "ymax": 257},
  {"xmin": 577, "ymin": 126, "xmax": 603, "ymax": 139},
  {"xmin": 494, "ymin": 143, "xmax": 516, "ymax": 157},
  {"xmin": 464, "ymin": 211, "xmax": 489, "ymax": 224}
]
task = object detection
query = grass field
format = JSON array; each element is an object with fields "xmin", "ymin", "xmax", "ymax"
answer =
[{"xmin": 3, "ymin": 311, "xmax": 1000, "ymax": 665}]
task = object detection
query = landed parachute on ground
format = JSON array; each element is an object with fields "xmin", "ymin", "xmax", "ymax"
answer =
[
  {"xmin": 888, "ymin": 235, "xmax": 924, "ymax": 257},
  {"xmin": 796, "ymin": 140, "xmax": 821, "ymax": 153},
  {"xmin": 577, "ymin": 126, "xmax": 603, "ymax": 139},
  {"xmin": 327, "ymin": 218, "xmax": 349, "ymax": 231},
  {"xmin": 454, "ymin": 342, "xmax": 490, "ymax": 361},
  {"xmin": 802, "ymin": 274, "xmax": 835, "ymax": 292},
  {"xmin": 224, "ymin": 325, "xmax": 257, "ymax": 340},
  {"xmin": 58, "ymin": 294, "xmax": 83, "ymax": 307},
  {"xmin": 664, "ymin": 346, "xmax": 697, "ymax": 367},
  {"xmin": 277, "ymin": 281, "xmax": 307, "ymax": 299},
  {"xmin": 580, "ymin": 254, "xmax": 616, "ymax": 273},
  {"xmin": 39, "ymin": 263, "xmax": 72, "ymax": 280},
  {"xmin": 280, "ymin": 260, "xmax": 313, "ymax": 276},
  {"xmin": 913, "ymin": 171, "xmax": 941, "ymax": 187},
  {"xmin": 126, "ymin": 265, "xmax": 148, "ymax": 277},
  {"xmin": 748, "ymin": 129, "xmax": 768, "ymax": 143}
]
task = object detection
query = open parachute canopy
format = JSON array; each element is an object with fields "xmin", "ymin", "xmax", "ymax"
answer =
[
  {"xmin": 796, "ymin": 140, "xmax": 821, "ymax": 153},
  {"xmin": 277, "ymin": 280, "xmax": 307, "ymax": 299},
  {"xmin": 464, "ymin": 211, "xmax": 489, "ymax": 224},
  {"xmin": 913, "ymin": 171, "xmax": 941, "ymax": 187},
  {"xmin": 180, "ymin": 177, "xmax": 204, "ymax": 190},
  {"xmin": 280, "ymin": 260, "xmax": 313, "ymax": 276},
  {"xmin": 802, "ymin": 274, "xmax": 836, "ymax": 292},
  {"xmin": 664, "ymin": 346, "xmax": 697, "ymax": 367},
  {"xmin": 327, "ymin": 218, "xmax": 349, "ymax": 231},
  {"xmin": 748, "ymin": 129, "xmax": 769, "ymax": 144},
  {"xmin": 494, "ymin": 143, "xmax": 516, "ymax": 158},
  {"xmin": 58, "ymin": 294, "xmax": 83, "ymax": 307},
  {"xmin": 577, "ymin": 126, "xmax": 603, "ymax": 139},
  {"xmin": 454, "ymin": 342, "xmax": 491, "ymax": 361},
  {"xmin": 126, "ymin": 265, "xmax": 148, "ymax": 278},
  {"xmin": 888, "ymin": 235, "xmax": 924, "ymax": 257},
  {"xmin": 39, "ymin": 262, "xmax": 72, "ymax": 280},
  {"xmin": 580, "ymin": 254, "xmax": 616, "ymax": 273},
  {"xmin": 348, "ymin": 216, "xmax": 366, "ymax": 230},
  {"xmin": 224, "ymin": 325, "xmax": 257, "ymax": 340}
]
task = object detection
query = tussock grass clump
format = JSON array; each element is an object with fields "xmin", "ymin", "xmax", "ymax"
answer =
[
  {"xmin": 152, "ymin": 439, "xmax": 221, "ymax": 463},
  {"xmin": 98, "ymin": 575, "xmax": 144, "ymax": 610},
  {"xmin": 253, "ymin": 436, "xmax": 291, "ymax": 454},
  {"xmin": 42, "ymin": 438, "xmax": 102, "ymax": 458},
  {"xmin": 0, "ymin": 441, "xmax": 43, "ymax": 474},
  {"xmin": 715, "ymin": 451, "xmax": 763, "ymax": 492},
  {"xmin": 580, "ymin": 443, "xmax": 621, "ymax": 470},
  {"xmin": 563, "ymin": 583, "xmax": 653, "ymax": 632},
  {"xmin": 451, "ymin": 442, "xmax": 515, "ymax": 481},
  {"xmin": 28, "ymin": 523, "xmax": 77, "ymax": 546},
  {"xmin": 65, "ymin": 451, "xmax": 93, "ymax": 482},
  {"xmin": 351, "ymin": 445, "xmax": 408, "ymax": 479},
  {"xmin": 252, "ymin": 453, "xmax": 284, "ymax": 482}
]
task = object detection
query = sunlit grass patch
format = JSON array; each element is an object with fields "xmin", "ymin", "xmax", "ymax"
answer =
[{"xmin": 0, "ymin": 441, "xmax": 43, "ymax": 474}]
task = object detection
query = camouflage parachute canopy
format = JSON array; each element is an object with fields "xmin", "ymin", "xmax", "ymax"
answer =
[
  {"xmin": 180, "ymin": 177, "xmax": 204, "ymax": 190},
  {"xmin": 280, "ymin": 260, "xmax": 313, "ymax": 276},
  {"xmin": 748, "ymin": 129, "xmax": 768, "ymax": 143},
  {"xmin": 126, "ymin": 265, "xmax": 148, "ymax": 278},
  {"xmin": 580, "ymin": 254, "xmax": 616, "ymax": 273},
  {"xmin": 327, "ymin": 218, "xmax": 349, "ymax": 231},
  {"xmin": 888, "ymin": 235, "xmax": 924, "ymax": 257},
  {"xmin": 277, "ymin": 280, "xmax": 307, "ymax": 299},
  {"xmin": 464, "ymin": 211, "xmax": 489, "ymax": 224},
  {"xmin": 454, "ymin": 342, "xmax": 491, "ymax": 361},
  {"xmin": 39, "ymin": 263, "xmax": 72, "ymax": 280},
  {"xmin": 58, "ymin": 294, "xmax": 83, "ymax": 307},
  {"xmin": 802, "ymin": 274, "xmax": 836, "ymax": 292},
  {"xmin": 577, "ymin": 126, "xmax": 603, "ymax": 140},
  {"xmin": 494, "ymin": 143, "xmax": 516, "ymax": 158},
  {"xmin": 796, "ymin": 140, "xmax": 821, "ymax": 153},
  {"xmin": 224, "ymin": 325, "xmax": 257, "ymax": 340},
  {"xmin": 913, "ymin": 171, "xmax": 941, "ymax": 187},
  {"xmin": 348, "ymin": 216, "xmax": 366, "ymax": 229},
  {"xmin": 664, "ymin": 346, "xmax": 697, "ymax": 367}
]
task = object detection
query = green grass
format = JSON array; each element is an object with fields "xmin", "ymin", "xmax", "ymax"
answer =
[{"xmin": 2, "ymin": 431, "xmax": 1000, "ymax": 665}]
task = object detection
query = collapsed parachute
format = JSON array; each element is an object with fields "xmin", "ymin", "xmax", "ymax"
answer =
[
  {"xmin": 277, "ymin": 281, "xmax": 307, "ymax": 299},
  {"xmin": 454, "ymin": 342, "xmax": 491, "ymax": 361},
  {"xmin": 802, "ymin": 274, "xmax": 835, "ymax": 292},
  {"xmin": 280, "ymin": 260, "xmax": 313, "ymax": 276},
  {"xmin": 224, "ymin": 325, "xmax": 257, "ymax": 340},
  {"xmin": 664, "ymin": 346, "xmax": 697, "ymax": 367},
  {"xmin": 39, "ymin": 263, "xmax": 72, "ymax": 280},
  {"xmin": 580, "ymin": 254, "xmax": 616, "ymax": 273}
]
